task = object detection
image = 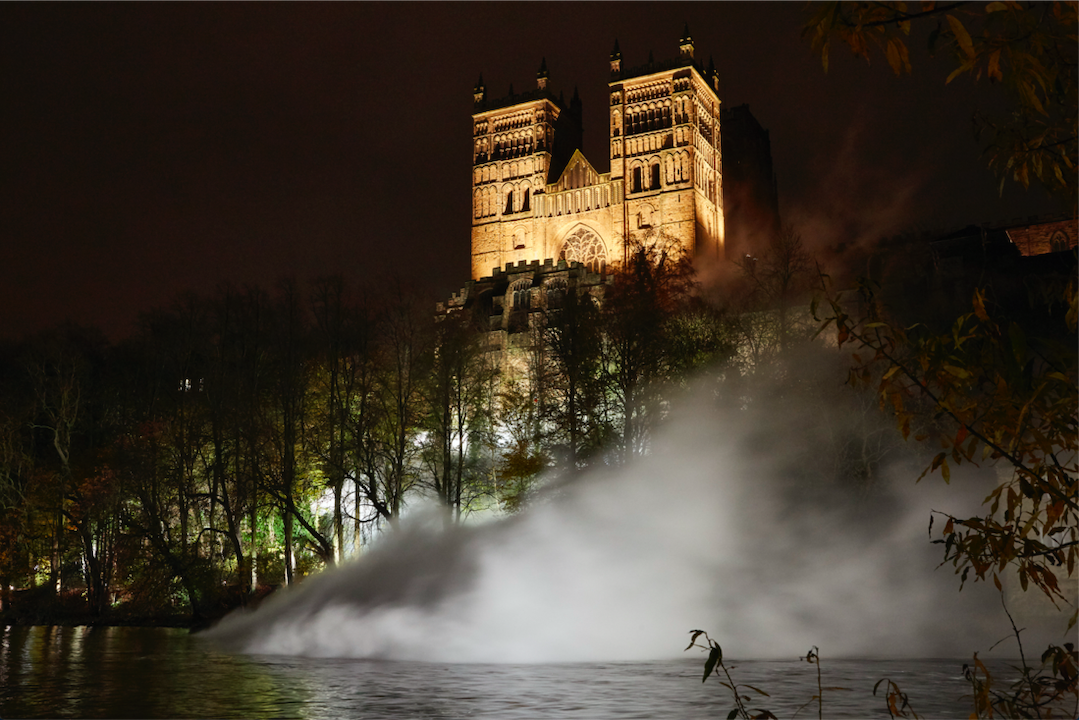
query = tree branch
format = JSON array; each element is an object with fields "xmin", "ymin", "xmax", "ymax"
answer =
[{"xmin": 849, "ymin": 2, "xmax": 970, "ymax": 28}]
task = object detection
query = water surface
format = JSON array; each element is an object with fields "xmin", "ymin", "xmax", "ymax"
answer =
[{"xmin": 0, "ymin": 626, "xmax": 1023, "ymax": 718}]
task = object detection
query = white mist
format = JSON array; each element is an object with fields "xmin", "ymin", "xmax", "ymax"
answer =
[{"xmin": 208, "ymin": 367, "xmax": 1024, "ymax": 663}]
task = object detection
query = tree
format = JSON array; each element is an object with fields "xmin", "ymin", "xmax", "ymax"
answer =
[
  {"xmin": 23, "ymin": 324, "xmax": 115, "ymax": 607},
  {"xmin": 421, "ymin": 310, "xmax": 498, "ymax": 520},
  {"xmin": 542, "ymin": 278, "xmax": 607, "ymax": 471},
  {"xmin": 601, "ymin": 237, "xmax": 696, "ymax": 461},
  {"xmin": 202, "ymin": 283, "xmax": 266, "ymax": 593},
  {"xmin": 370, "ymin": 279, "xmax": 431, "ymax": 522},
  {"xmin": 263, "ymin": 279, "xmax": 336, "ymax": 581},
  {"xmin": 732, "ymin": 224, "xmax": 816, "ymax": 368},
  {"xmin": 492, "ymin": 377, "xmax": 549, "ymax": 513},
  {"xmin": 803, "ymin": 1, "xmax": 1078, "ymax": 212},
  {"xmin": 309, "ymin": 275, "xmax": 358, "ymax": 561}
]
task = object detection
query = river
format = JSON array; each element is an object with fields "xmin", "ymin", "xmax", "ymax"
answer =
[{"xmin": 1, "ymin": 625, "xmax": 1026, "ymax": 719}]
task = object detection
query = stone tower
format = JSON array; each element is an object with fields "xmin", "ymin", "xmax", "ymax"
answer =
[{"xmin": 469, "ymin": 29, "xmax": 725, "ymax": 281}]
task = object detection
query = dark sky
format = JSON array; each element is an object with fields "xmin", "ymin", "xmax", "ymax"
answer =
[{"xmin": 0, "ymin": 3, "xmax": 1060, "ymax": 341}]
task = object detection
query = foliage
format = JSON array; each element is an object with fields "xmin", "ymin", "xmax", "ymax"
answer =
[
  {"xmin": 965, "ymin": 642, "xmax": 1078, "ymax": 718},
  {"xmin": 687, "ymin": 630, "xmax": 778, "ymax": 720},
  {"xmin": 600, "ymin": 237, "xmax": 698, "ymax": 460},
  {"xmin": 873, "ymin": 677, "xmax": 923, "ymax": 718},
  {"xmin": 0, "ymin": 264, "xmax": 740, "ymax": 621},
  {"xmin": 730, "ymin": 224, "xmax": 817, "ymax": 371},
  {"xmin": 815, "ymin": 277, "xmax": 1078, "ymax": 610},
  {"xmin": 420, "ymin": 309, "xmax": 499, "ymax": 519},
  {"xmin": 803, "ymin": 1, "xmax": 1078, "ymax": 210},
  {"xmin": 813, "ymin": 272, "xmax": 1078, "ymax": 715},
  {"xmin": 690, "ymin": 629, "xmax": 1079, "ymax": 717}
]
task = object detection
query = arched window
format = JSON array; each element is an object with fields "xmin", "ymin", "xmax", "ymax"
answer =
[
  {"xmin": 1050, "ymin": 230, "xmax": 1070, "ymax": 253},
  {"xmin": 509, "ymin": 279, "xmax": 531, "ymax": 310},
  {"xmin": 559, "ymin": 225, "xmax": 608, "ymax": 274},
  {"xmin": 545, "ymin": 278, "xmax": 568, "ymax": 310},
  {"xmin": 632, "ymin": 166, "xmax": 643, "ymax": 193},
  {"xmin": 521, "ymin": 188, "xmax": 530, "ymax": 212},
  {"xmin": 650, "ymin": 162, "xmax": 661, "ymax": 190},
  {"xmin": 505, "ymin": 190, "xmax": 514, "ymax": 215}
]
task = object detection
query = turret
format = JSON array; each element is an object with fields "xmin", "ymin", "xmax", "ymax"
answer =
[
  {"xmin": 707, "ymin": 56, "xmax": 719, "ymax": 92},
  {"xmin": 537, "ymin": 57, "xmax": 549, "ymax": 91},
  {"xmin": 609, "ymin": 39, "xmax": 622, "ymax": 78},
  {"xmin": 473, "ymin": 74, "xmax": 486, "ymax": 105},
  {"xmin": 679, "ymin": 23, "xmax": 694, "ymax": 60}
]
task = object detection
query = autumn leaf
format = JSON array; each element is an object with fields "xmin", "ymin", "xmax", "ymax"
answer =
[
  {"xmin": 704, "ymin": 645, "xmax": 721, "ymax": 683},
  {"xmin": 987, "ymin": 49, "xmax": 1003, "ymax": 82},
  {"xmin": 947, "ymin": 15, "xmax": 975, "ymax": 60}
]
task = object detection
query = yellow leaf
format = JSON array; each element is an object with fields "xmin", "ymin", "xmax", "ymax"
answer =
[
  {"xmin": 986, "ymin": 1, "xmax": 1008, "ymax": 11},
  {"xmin": 1025, "ymin": 80, "xmax": 1047, "ymax": 115},
  {"xmin": 946, "ymin": 58, "xmax": 976, "ymax": 84},
  {"xmin": 947, "ymin": 15, "xmax": 975, "ymax": 60},
  {"xmin": 943, "ymin": 364, "xmax": 971, "ymax": 379},
  {"xmin": 898, "ymin": 40, "xmax": 911, "ymax": 73},
  {"xmin": 972, "ymin": 289, "xmax": 989, "ymax": 321},
  {"xmin": 987, "ymin": 49, "xmax": 1003, "ymax": 82},
  {"xmin": 886, "ymin": 39, "xmax": 902, "ymax": 75}
]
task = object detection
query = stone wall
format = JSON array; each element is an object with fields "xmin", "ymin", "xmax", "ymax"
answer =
[{"xmin": 1006, "ymin": 218, "xmax": 1077, "ymax": 256}]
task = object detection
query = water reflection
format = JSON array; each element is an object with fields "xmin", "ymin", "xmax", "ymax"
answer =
[
  {"xmin": 0, "ymin": 626, "xmax": 1032, "ymax": 719},
  {"xmin": 1, "ymin": 626, "xmax": 313, "ymax": 719}
]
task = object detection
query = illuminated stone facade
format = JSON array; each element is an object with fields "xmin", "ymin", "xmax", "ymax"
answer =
[
  {"xmin": 1005, "ymin": 217, "xmax": 1077, "ymax": 256},
  {"xmin": 469, "ymin": 29, "xmax": 724, "ymax": 281}
]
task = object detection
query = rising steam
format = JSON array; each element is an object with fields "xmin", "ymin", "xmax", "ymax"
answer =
[{"xmin": 207, "ymin": 352, "xmax": 1032, "ymax": 663}]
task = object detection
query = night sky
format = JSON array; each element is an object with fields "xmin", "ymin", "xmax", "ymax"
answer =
[{"xmin": 1, "ymin": 2, "xmax": 1061, "ymax": 342}]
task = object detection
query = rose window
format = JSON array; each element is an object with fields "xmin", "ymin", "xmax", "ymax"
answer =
[{"xmin": 559, "ymin": 227, "xmax": 607, "ymax": 274}]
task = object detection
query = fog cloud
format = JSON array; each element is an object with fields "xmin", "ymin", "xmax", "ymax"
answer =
[{"xmin": 208, "ymin": 352, "xmax": 1050, "ymax": 662}]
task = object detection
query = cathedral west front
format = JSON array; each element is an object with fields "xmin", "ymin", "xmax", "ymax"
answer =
[
  {"xmin": 469, "ymin": 28, "xmax": 725, "ymax": 281},
  {"xmin": 443, "ymin": 28, "xmax": 779, "ymax": 343}
]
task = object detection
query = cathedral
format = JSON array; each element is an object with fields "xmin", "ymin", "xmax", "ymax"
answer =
[
  {"xmin": 442, "ymin": 28, "xmax": 779, "ymax": 339},
  {"xmin": 470, "ymin": 28, "xmax": 724, "ymax": 280}
]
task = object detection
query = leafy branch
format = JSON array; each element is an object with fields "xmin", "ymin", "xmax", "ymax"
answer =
[
  {"xmin": 803, "ymin": 1, "xmax": 1078, "ymax": 210},
  {"xmin": 687, "ymin": 630, "xmax": 778, "ymax": 720},
  {"xmin": 813, "ymin": 276, "xmax": 1078, "ymax": 605}
]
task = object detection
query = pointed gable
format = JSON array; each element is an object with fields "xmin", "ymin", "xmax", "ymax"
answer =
[{"xmin": 550, "ymin": 149, "xmax": 602, "ymax": 191}]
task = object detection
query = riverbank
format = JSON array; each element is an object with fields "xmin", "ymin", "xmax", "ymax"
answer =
[{"xmin": 0, "ymin": 584, "xmax": 278, "ymax": 630}]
